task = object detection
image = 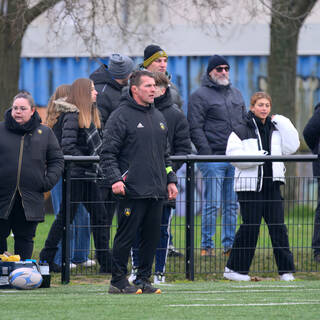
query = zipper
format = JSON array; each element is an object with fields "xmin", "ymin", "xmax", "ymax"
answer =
[
  {"xmin": 252, "ymin": 118, "xmax": 263, "ymax": 192},
  {"xmin": 146, "ymin": 110, "xmax": 160, "ymax": 200},
  {"xmin": 6, "ymin": 134, "xmax": 26, "ymax": 215}
]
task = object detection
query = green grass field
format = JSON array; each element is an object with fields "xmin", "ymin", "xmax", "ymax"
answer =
[{"xmin": 2, "ymin": 280, "xmax": 320, "ymax": 320}]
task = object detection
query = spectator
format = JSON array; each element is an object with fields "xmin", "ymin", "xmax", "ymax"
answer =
[
  {"xmin": 188, "ymin": 55, "xmax": 246, "ymax": 257},
  {"xmin": 0, "ymin": 92, "xmax": 64, "ymax": 259},
  {"xmin": 90, "ymin": 54, "xmax": 134, "ymax": 127},
  {"xmin": 303, "ymin": 102, "xmax": 320, "ymax": 262},
  {"xmin": 129, "ymin": 72, "xmax": 191, "ymax": 284},
  {"xmin": 46, "ymin": 84, "xmax": 94, "ymax": 271},
  {"xmin": 140, "ymin": 45, "xmax": 183, "ymax": 110},
  {"xmin": 100, "ymin": 70, "xmax": 178, "ymax": 294},
  {"xmin": 141, "ymin": 44, "xmax": 184, "ymax": 257},
  {"xmin": 223, "ymin": 92, "xmax": 299, "ymax": 281},
  {"xmin": 39, "ymin": 78, "xmax": 111, "ymax": 274}
]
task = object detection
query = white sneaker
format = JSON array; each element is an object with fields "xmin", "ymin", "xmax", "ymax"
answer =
[
  {"xmin": 128, "ymin": 268, "xmax": 138, "ymax": 284},
  {"xmin": 223, "ymin": 267, "xmax": 250, "ymax": 281},
  {"xmin": 70, "ymin": 263, "xmax": 77, "ymax": 269},
  {"xmin": 280, "ymin": 273, "xmax": 295, "ymax": 281},
  {"xmin": 154, "ymin": 273, "xmax": 165, "ymax": 285},
  {"xmin": 80, "ymin": 259, "xmax": 96, "ymax": 267}
]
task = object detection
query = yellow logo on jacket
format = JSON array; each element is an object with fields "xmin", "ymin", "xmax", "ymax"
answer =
[
  {"xmin": 124, "ymin": 208, "xmax": 131, "ymax": 217},
  {"xmin": 160, "ymin": 122, "xmax": 165, "ymax": 130},
  {"xmin": 38, "ymin": 129, "xmax": 42, "ymax": 134}
]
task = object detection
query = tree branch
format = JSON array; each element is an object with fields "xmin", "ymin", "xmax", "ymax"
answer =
[{"xmin": 24, "ymin": 0, "xmax": 62, "ymax": 27}]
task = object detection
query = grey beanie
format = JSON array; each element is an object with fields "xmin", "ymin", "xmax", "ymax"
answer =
[{"xmin": 108, "ymin": 54, "xmax": 134, "ymax": 79}]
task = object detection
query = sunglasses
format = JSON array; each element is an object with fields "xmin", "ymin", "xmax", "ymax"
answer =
[{"xmin": 215, "ymin": 66, "xmax": 230, "ymax": 73}]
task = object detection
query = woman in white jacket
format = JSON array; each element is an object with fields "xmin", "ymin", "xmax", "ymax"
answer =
[{"xmin": 223, "ymin": 92, "xmax": 300, "ymax": 281}]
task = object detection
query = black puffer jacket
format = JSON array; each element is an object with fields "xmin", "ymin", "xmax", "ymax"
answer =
[
  {"xmin": 303, "ymin": 102, "xmax": 320, "ymax": 176},
  {"xmin": 100, "ymin": 89, "xmax": 177, "ymax": 199},
  {"xmin": 52, "ymin": 99, "xmax": 98, "ymax": 177},
  {"xmin": 155, "ymin": 88, "xmax": 191, "ymax": 172},
  {"xmin": 90, "ymin": 64, "xmax": 125, "ymax": 127},
  {"xmin": 0, "ymin": 109, "xmax": 64, "ymax": 221},
  {"xmin": 188, "ymin": 74, "xmax": 247, "ymax": 155}
]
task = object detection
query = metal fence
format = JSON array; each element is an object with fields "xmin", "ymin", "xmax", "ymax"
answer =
[{"xmin": 59, "ymin": 154, "xmax": 319, "ymax": 283}]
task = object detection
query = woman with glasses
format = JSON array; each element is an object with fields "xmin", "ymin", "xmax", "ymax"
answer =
[
  {"xmin": 223, "ymin": 92, "xmax": 299, "ymax": 281},
  {"xmin": 0, "ymin": 92, "xmax": 64, "ymax": 259}
]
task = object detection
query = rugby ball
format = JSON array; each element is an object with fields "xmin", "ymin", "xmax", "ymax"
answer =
[{"xmin": 9, "ymin": 267, "xmax": 43, "ymax": 290}]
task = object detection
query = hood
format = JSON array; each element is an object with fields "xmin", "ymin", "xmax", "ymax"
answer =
[
  {"xmin": 54, "ymin": 98, "xmax": 79, "ymax": 113},
  {"xmin": 90, "ymin": 64, "xmax": 124, "ymax": 90},
  {"xmin": 154, "ymin": 88, "xmax": 173, "ymax": 111},
  {"xmin": 201, "ymin": 73, "xmax": 231, "ymax": 90},
  {"xmin": 5, "ymin": 108, "xmax": 42, "ymax": 134},
  {"xmin": 119, "ymin": 87, "xmax": 153, "ymax": 113}
]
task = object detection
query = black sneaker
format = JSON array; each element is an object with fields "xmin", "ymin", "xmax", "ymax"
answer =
[
  {"xmin": 168, "ymin": 245, "xmax": 183, "ymax": 257},
  {"xmin": 133, "ymin": 278, "xmax": 161, "ymax": 294},
  {"xmin": 108, "ymin": 283, "xmax": 142, "ymax": 294}
]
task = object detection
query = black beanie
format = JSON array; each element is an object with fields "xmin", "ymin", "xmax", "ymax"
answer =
[
  {"xmin": 143, "ymin": 45, "xmax": 168, "ymax": 68},
  {"xmin": 207, "ymin": 55, "xmax": 229, "ymax": 74}
]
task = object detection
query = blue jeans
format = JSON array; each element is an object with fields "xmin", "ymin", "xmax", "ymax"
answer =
[
  {"xmin": 197, "ymin": 162, "xmax": 238, "ymax": 251},
  {"xmin": 51, "ymin": 178, "xmax": 90, "ymax": 265}
]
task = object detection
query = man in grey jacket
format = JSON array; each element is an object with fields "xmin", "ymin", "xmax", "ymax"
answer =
[{"xmin": 188, "ymin": 55, "xmax": 247, "ymax": 257}]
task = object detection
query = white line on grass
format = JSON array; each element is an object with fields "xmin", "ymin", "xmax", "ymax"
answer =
[
  {"xmin": 178, "ymin": 289, "xmax": 320, "ymax": 294},
  {"xmin": 169, "ymin": 301, "xmax": 320, "ymax": 307}
]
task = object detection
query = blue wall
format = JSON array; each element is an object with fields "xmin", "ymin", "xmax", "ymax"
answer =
[{"xmin": 19, "ymin": 56, "xmax": 320, "ymax": 128}]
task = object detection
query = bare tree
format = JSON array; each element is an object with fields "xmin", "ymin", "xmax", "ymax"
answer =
[
  {"xmin": 266, "ymin": 0, "xmax": 318, "ymax": 120},
  {"xmin": 0, "ymin": 0, "xmax": 62, "ymax": 116}
]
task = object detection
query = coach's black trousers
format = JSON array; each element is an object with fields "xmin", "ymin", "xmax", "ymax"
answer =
[
  {"xmin": 227, "ymin": 182, "xmax": 295, "ymax": 275},
  {"xmin": 111, "ymin": 198, "xmax": 163, "ymax": 287}
]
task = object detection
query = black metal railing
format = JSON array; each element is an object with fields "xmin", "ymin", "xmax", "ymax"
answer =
[{"xmin": 58, "ymin": 154, "xmax": 318, "ymax": 283}]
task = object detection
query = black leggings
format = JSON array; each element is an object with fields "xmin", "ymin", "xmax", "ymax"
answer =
[{"xmin": 227, "ymin": 182, "xmax": 295, "ymax": 275}]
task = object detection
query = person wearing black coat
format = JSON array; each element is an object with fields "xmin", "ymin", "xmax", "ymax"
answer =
[
  {"xmin": 303, "ymin": 102, "xmax": 320, "ymax": 262},
  {"xmin": 100, "ymin": 71, "xmax": 178, "ymax": 294},
  {"xmin": 0, "ymin": 92, "xmax": 64, "ymax": 260},
  {"xmin": 89, "ymin": 54, "xmax": 134, "ymax": 127},
  {"xmin": 129, "ymin": 72, "xmax": 191, "ymax": 285},
  {"xmin": 39, "ymin": 78, "xmax": 111, "ymax": 273}
]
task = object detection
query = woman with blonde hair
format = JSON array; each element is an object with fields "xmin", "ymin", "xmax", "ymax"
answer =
[
  {"xmin": 40, "ymin": 78, "xmax": 111, "ymax": 273},
  {"xmin": 46, "ymin": 84, "xmax": 94, "ymax": 272}
]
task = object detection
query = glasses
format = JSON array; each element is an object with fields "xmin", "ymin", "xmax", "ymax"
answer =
[
  {"xmin": 215, "ymin": 66, "xmax": 230, "ymax": 73},
  {"xmin": 12, "ymin": 106, "xmax": 31, "ymax": 112}
]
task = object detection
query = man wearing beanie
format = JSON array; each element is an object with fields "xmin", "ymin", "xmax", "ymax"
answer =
[
  {"xmin": 90, "ymin": 53, "xmax": 134, "ymax": 127},
  {"xmin": 140, "ymin": 44, "xmax": 183, "ymax": 109},
  {"xmin": 188, "ymin": 54, "xmax": 247, "ymax": 258}
]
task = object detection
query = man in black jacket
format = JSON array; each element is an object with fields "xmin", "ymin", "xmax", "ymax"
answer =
[
  {"xmin": 90, "ymin": 53, "xmax": 134, "ymax": 127},
  {"xmin": 188, "ymin": 55, "xmax": 247, "ymax": 257},
  {"xmin": 303, "ymin": 102, "xmax": 320, "ymax": 262},
  {"xmin": 100, "ymin": 70, "xmax": 178, "ymax": 294}
]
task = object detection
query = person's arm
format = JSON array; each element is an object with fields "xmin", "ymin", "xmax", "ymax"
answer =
[
  {"xmin": 100, "ymin": 110, "xmax": 127, "ymax": 188},
  {"xmin": 43, "ymin": 128, "xmax": 64, "ymax": 192},
  {"xmin": 272, "ymin": 115, "xmax": 300, "ymax": 155},
  {"xmin": 172, "ymin": 111, "xmax": 192, "ymax": 172},
  {"xmin": 303, "ymin": 107, "xmax": 320, "ymax": 152},
  {"xmin": 226, "ymin": 132, "xmax": 267, "ymax": 169},
  {"xmin": 60, "ymin": 112, "xmax": 83, "ymax": 156},
  {"xmin": 187, "ymin": 93, "xmax": 212, "ymax": 155}
]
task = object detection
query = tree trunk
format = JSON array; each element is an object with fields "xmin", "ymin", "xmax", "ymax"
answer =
[{"xmin": 0, "ymin": 28, "xmax": 23, "ymax": 119}]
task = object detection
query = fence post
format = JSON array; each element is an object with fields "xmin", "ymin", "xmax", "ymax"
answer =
[
  {"xmin": 61, "ymin": 161, "xmax": 71, "ymax": 284},
  {"xmin": 185, "ymin": 160, "xmax": 195, "ymax": 280}
]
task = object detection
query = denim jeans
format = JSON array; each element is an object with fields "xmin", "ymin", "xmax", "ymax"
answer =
[
  {"xmin": 197, "ymin": 162, "xmax": 238, "ymax": 250},
  {"xmin": 51, "ymin": 178, "xmax": 90, "ymax": 265}
]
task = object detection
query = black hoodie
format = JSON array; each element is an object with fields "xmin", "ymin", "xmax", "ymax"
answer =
[
  {"xmin": 100, "ymin": 88, "xmax": 177, "ymax": 199},
  {"xmin": 154, "ymin": 89, "xmax": 191, "ymax": 172},
  {"xmin": 90, "ymin": 64, "xmax": 126, "ymax": 127}
]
